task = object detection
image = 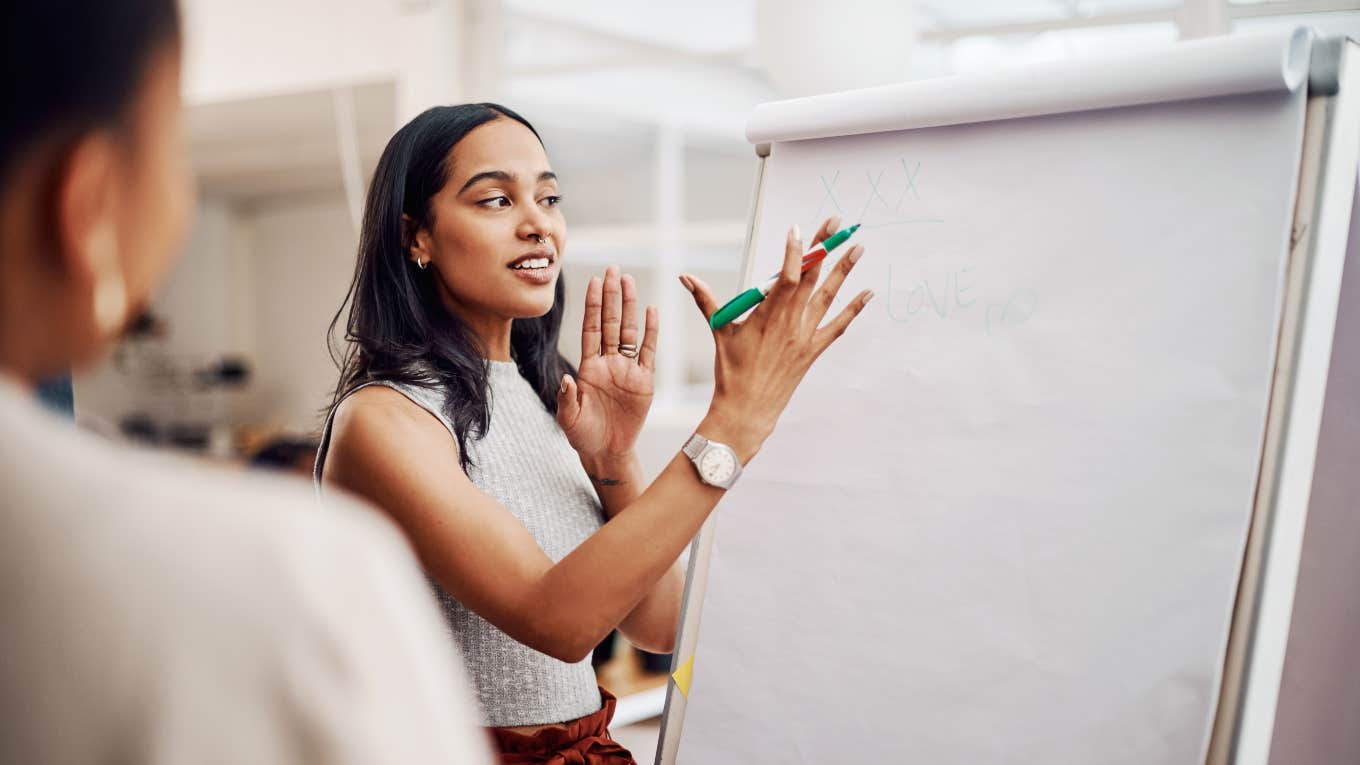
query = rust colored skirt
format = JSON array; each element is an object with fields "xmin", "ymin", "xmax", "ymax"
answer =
[{"xmin": 490, "ymin": 688, "xmax": 637, "ymax": 765}]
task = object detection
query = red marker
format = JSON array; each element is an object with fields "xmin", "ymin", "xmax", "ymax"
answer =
[
  {"xmin": 710, "ymin": 224, "xmax": 860, "ymax": 329},
  {"xmin": 798, "ymin": 249, "xmax": 829, "ymax": 274},
  {"xmin": 762, "ymin": 223, "xmax": 861, "ymax": 282}
]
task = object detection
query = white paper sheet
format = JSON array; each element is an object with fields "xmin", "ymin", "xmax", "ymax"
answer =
[{"xmin": 678, "ymin": 49, "xmax": 1310, "ymax": 764}]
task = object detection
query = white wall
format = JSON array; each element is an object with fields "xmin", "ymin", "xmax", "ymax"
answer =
[
  {"xmin": 155, "ymin": 198, "xmax": 241, "ymax": 358},
  {"xmin": 234, "ymin": 196, "xmax": 359, "ymax": 432},
  {"xmin": 180, "ymin": 0, "xmax": 464, "ymax": 117}
]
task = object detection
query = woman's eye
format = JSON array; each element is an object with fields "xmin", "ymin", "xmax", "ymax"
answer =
[
  {"xmin": 478, "ymin": 196, "xmax": 511, "ymax": 208},
  {"xmin": 542, "ymin": 195, "xmax": 563, "ymax": 207}
]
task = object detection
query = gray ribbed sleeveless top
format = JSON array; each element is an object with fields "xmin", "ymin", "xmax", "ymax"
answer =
[{"xmin": 314, "ymin": 360, "xmax": 606, "ymax": 727}]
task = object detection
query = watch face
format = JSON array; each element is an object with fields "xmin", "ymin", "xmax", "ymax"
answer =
[{"xmin": 698, "ymin": 446, "xmax": 738, "ymax": 484}]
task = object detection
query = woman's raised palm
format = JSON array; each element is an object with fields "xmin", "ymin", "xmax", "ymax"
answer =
[{"xmin": 556, "ymin": 266, "xmax": 659, "ymax": 459}]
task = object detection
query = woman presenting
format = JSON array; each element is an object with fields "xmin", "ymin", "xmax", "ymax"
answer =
[{"xmin": 316, "ymin": 102, "xmax": 872, "ymax": 763}]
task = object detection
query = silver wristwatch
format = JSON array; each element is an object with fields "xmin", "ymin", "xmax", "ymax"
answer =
[{"xmin": 682, "ymin": 432, "xmax": 742, "ymax": 489}]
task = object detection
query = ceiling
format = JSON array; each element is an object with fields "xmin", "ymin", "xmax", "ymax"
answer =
[
  {"xmin": 188, "ymin": 80, "xmax": 395, "ymax": 204},
  {"xmin": 187, "ymin": 0, "xmax": 1359, "ymax": 205}
]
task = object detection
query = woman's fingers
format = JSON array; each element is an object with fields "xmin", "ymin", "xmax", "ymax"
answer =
[
  {"xmin": 769, "ymin": 216, "xmax": 838, "ymax": 316},
  {"xmin": 793, "ymin": 215, "xmax": 839, "ymax": 305},
  {"xmin": 680, "ymin": 274, "xmax": 719, "ymax": 321},
  {"xmin": 793, "ymin": 255, "xmax": 826, "ymax": 308},
  {"xmin": 766, "ymin": 225, "xmax": 805, "ymax": 307},
  {"xmin": 813, "ymin": 289, "xmax": 874, "ymax": 355},
  {"xmin": 804, "ymin": 244, "xmax": 864, "ymax": 331},
  {"xmin": 680, "ymin": 216, "xmax": 851, "ymax": 335},
  {"xmin": 555, "ymin": 374, "xmax": 581, "ymax": 428},
  {"xmin": 601, "ymin": 265, "xmax": 622, "ymax": 353},
  {"xmin": 811, "ymin": 215, "xmax": 840, "ymax": 247},
  {"xmin": 619, "ymin": 273, "xmax": 639, "ymax": 351},
  {"xmin": 639, "ymin": 305, "xmax": 659, "ymax": 370},
  {"xmin": 581, "ymin": 276, "xmax": 603, "ymax": 358}
]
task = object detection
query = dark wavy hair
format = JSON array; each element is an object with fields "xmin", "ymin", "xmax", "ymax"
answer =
[
  {"xmin": 1, "ymin": 0, "xmax": 180, "ymax": 183},
  {"xmin": 327, "ymin": 103, "xmax": 574, "ymax": 472}
]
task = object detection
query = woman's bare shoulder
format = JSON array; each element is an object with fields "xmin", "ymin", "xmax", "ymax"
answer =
[
  {"xmin": 338, "ymin": 384, "xmax": 438, "ymax": 422},
  {"xmin": 328, "ymin": 385, "xmax": 458, "ymax": 472}
]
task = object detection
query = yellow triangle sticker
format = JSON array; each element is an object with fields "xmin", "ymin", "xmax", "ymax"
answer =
[{"xmin": 672, "ymin": 654, "xmax": 695, "ymax": 698}]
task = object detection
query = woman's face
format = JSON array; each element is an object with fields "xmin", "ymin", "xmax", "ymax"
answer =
[{"xmin": 414, "ymin": 118, "xmax": 566, "ymax": 325}]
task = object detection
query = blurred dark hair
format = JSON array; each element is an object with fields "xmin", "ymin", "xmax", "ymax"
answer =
[
  {"xmin": 250, "ymin": 437, "xmax": 321, "ymax": 474},
  {"xmin": 0, "ymin": 0, "xmax": 181, "ymax": 182},
  {"xmin": 327, "ymin": 103, "xmax": 573, "ymax": 472}
]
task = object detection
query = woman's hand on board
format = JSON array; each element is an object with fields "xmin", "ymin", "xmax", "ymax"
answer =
[
  {"xmin": 556, "ymin": 265, "xmax": 659, "ymax": 463},
  {"xmin": 681, "ymin": 215, "xmax": 872, "ymax": 462}
]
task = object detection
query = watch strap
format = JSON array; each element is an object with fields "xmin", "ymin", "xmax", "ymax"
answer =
[{"xmin": 682, "ymin": 432, "xmax": 708, "ymax": 460}]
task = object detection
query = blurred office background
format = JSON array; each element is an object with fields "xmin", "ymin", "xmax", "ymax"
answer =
[{"xmin": 68, "ymin": 0, "xmax": 1360, "ymax": 756}]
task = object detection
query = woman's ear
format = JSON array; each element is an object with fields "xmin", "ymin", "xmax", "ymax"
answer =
[
  {"xmin": 54, "ymin": 132, "xmax": 126, "ymax": 335},
  {"xmin": 54, "ymin": 133, "xmax": 118, "ymax": 283},
  {"xmin": 402, "ymin": 213, "xmax": 432, "ymax": 268}
]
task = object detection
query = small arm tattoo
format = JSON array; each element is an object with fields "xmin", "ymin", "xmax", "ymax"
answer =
[{"xmin": 587, "ymin": 473, "xmax": 626, "ymax": 487}]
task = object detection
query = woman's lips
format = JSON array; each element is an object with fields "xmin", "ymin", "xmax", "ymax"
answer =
[{"xmin": 508, "ymin": 260, "xmax": 557, "ymax": 286}]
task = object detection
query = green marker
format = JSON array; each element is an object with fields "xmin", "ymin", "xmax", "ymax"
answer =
[{"xmin": 709, "ymin": 224, "xmax": 860, "ymax": 329}]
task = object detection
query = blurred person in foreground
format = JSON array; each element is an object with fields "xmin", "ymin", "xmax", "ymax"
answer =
[{"xmin": 0, "ymin": 1, "xmax": 491, "ymax": 762}]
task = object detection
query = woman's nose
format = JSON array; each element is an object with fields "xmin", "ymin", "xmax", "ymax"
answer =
[{"xmin": 519, "ymin": 207, "xmax": 555, "ymax": 243}]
